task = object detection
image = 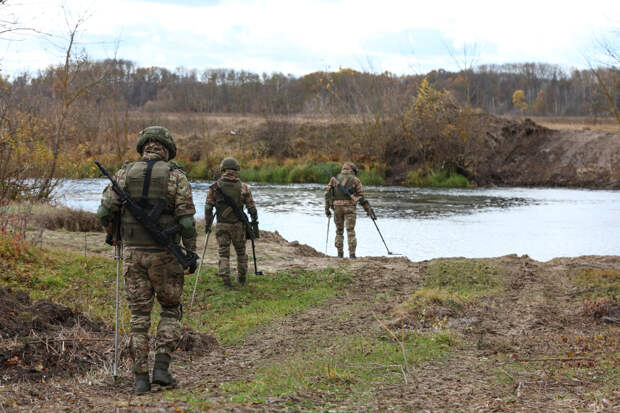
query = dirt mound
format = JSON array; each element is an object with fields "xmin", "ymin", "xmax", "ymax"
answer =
[
  {"xmin": 477, "ymin": 117, "xmax": 620, "ymax": 188},
  {"xmin": 288, "ymin": 240, "xmax": 326, "ymax": 257},
  {"xmin": 0, "ymin": 287, "xmax": 109, "ymax": 382},
  {"xmin": 178, "ymin": 327, "xmax": 219, "ymax": 355},
  {"xmin": 0, "ymin": 287, "xmax": 103, "ymax": 339},
  {"xmin": 259, "ymin": 230, "xmax": 288, "ymax": 244}
]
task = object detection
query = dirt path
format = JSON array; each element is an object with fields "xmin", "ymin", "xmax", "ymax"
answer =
[{"xmin": 2, "ymin": 231, "xmax": 618, "ymax": 412}]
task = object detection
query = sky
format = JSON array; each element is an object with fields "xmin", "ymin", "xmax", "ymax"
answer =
[{"xmin": 0, "ymin": 0, "xmax": 618, "ymax": 78}]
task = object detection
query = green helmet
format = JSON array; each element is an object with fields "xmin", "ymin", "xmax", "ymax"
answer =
[
  {"xmin": 220, "ymin": 157, "xmax": 240, "ymax": 172},
  {"xmin": 346, "ymin": 162, "xmax": 359, "ymax": 175},
  {"xmin": 136, "ymin": 126, "xmax": 177, "ymax": 160}
]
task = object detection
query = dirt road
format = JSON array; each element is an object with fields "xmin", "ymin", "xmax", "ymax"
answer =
[{"xmin": 1, "ymin": 230, "xmax": 618, "ymax": 412}]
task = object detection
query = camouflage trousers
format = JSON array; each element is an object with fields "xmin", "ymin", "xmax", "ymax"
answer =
[
  {"xmin": 334, "ymin": 205, "xmax": 357, "ymax": 255},
  {"xmin": 123, "ymin": 247, "xmax": 184, "ymax": 374},
  {"xmin": 215, "ymin": 221, "xmax": 248, "ymax": 283}
]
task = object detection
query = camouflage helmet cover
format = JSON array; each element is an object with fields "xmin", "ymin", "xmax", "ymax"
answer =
[
  {"xmin": 136, "ymin": 126, "xmax": 177, "ymax": 160},
  {"xmin": 220, "ymin": 157, "xmax": 241, "ymax": 171},
  {"xmin": 345, "ymin": 162, "xmax": 359, "ymax": 175}
]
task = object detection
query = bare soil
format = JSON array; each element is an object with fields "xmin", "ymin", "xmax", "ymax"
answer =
[
  {"xmin": 476, "ymin": 118, "xmax": 620, "ymax": 188},
  {"xmin": 1, "ymin": 231, "xmax": 618, "ymax": 412}
]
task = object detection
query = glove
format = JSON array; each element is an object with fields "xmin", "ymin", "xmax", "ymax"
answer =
[
  {"xmin": 363, "ymin": 202, "xmax": 377, "ymax": 220},
  {"xmin": 325, "ymin": 206, "xmax": 332, "ymax": 218}
]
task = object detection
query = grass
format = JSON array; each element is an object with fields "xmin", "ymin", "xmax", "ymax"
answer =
[
  {"xmin": 183, "ymin": 267, "xmax": 351, "ymax": 345},
  {"xmin": 238, "ymin": 161, "xmax": 385, "ymax": 185},
  {"xmin": 394, "ymin": 258, "xmax": 503, "ymax": 319},
  {"xmin": 0, "ymin": 235, "xmax": 130, "ymax": 329},
  {"xmin": 1, "ymin": 233, "xmax": 352, "ymax": 347},
  {"xmin": 168, "ymin": 330, "xmax": 458, "ymax": 409},
  {"xmin": 572, "ymin": 267, "xmax": 620, "ymax": 299},
  {"xmin": 1, "ymin": 202, "xmax": 102, "ymax": 232},
  {"xmin": 423, "ymin": 259, "xmax": 502, "ymax": 299},
  {"xmin": 405, "ymin": 169, "xmax": 470, "ymax": 188}
]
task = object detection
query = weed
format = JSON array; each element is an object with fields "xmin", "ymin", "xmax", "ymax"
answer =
[
  {"xmin": 214, "ymin": 331, "xmax": 457, "ymax": 406},
  {"xmin": 405, "ymin": 168, "xmax": 470, "ymax": 188},
  {"xmin": 184, "ymin": 267, "xmax": 351, "ymax": 345},
  {"xmin": 424, "ymin": 258, "xmax": 502, "ymax": 299}
]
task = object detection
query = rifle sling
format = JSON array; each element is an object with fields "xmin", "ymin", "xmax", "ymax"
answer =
[
  {"xmin": 140, "ymin": 159, "xmax": 158, "ymax": 207},
  {"xmin": 215, "ymin": 185, "xmax": 248, "ymax": 224}
]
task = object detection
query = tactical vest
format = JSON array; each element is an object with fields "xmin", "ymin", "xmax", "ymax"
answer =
[
  {"xmin": 120, "ymin": 160, "xmax": 178, "ymax": 246},
  {"xmin": 333, "ymin": 173, "xmax": 356, "ymax": 201},
  {"xmin": 214, "ymin": 178, "xmax": 243, "ymax": 224}
]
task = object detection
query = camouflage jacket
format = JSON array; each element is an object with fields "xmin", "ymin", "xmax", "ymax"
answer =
[
  {"xmin": 205, "ymin": 170, "xmax": 257, "ymax": 222},
  {"xmin": 325, "ymin": 167, "xmax": 365, "ymax": 208},
  {"xmin": 98, "ymin": 150, "xmax": 197, "ymax": 250}
]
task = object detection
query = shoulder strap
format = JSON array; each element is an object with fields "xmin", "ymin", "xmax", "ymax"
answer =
[{"xmin": 140, "ymin": 159, "xmax": 159, "ymax": 207}]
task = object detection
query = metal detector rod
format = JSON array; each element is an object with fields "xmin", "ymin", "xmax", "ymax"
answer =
[
  {"xmin": 370, "ymin": 218, "xmax": 399, "ymax": 255},
  {"xmin": 325, "ymin": 217, "xmax": 330, "ymax": 254},
  {"xmin": 113, "ymin": 242, "xmax": 121, "ymax": 380},
  {"xmin": 190, "ymin": 232, "xmax": 210, "ymax": 310},
  {"xmin": 250, "ymin": 237, "xmax": 264, "ymax": 275}
]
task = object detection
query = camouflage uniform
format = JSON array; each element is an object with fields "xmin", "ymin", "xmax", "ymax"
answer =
[
  {"xmin": 205, "ymin": 163, "xmax": 257, "ymax": 286},
  {"xmin": 97, "ymin": 127, "xmax": 196, "ymax": 391},
  {"xmin": 325, "ymin": 163, "xmax": 372, "ymax": 258}
]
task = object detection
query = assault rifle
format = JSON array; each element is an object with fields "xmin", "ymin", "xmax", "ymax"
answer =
[
  {"xmin": 95, "ymin": 160, "xmax": 198, "ymax": 273},
  {"xmin": 214, "ymin": 185, "xmax": 264, "ymax": 275}
]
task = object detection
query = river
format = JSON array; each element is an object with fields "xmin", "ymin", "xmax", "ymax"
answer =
[{"xmin": 56, "ymin": 179, "xmax": 620, "ymax": 261}]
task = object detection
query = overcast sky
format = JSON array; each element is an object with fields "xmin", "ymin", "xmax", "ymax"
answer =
[{"xmin": 1, "ymin": 0, "xmax": 618, "ymax": 77}]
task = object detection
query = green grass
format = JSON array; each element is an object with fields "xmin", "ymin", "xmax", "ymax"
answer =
[
  {"xmin": 183, "ymin": 267, "xmax": 351, "ymax": 345},
  {"xmin": 168, "ymin": 330, "xmax": 458, "ymax": 409},
  {"xmin": 572, "ymin": 267, "xmax": 620, "ymax": 299},
  {"xmin": 405, "ymin": 169, "xmax": 470, "ymax": 188},
  {"xmin": 239, "ymin": 162, "xmax": 385, "ymax": 185},
  {"xmin": 1, "ymin": 235, "xmax": 352, "ymax": 345},
  {"xmin": 423, "ymin": 258, "xmax": 502, "ymax": 299},
  {"xmin": 395, "ymin": 259, "xmax": 503, "ymax": 317},
  {"xmin": 0, "ymin": 237, "xmax": 130, "ymax": 329}
]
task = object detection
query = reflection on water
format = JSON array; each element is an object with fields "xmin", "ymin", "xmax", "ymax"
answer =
[{"xmin": 56, "ymin": 179, "xmax": 620, "ymax": 261}]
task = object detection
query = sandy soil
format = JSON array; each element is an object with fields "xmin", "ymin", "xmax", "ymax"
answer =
[{"xmin": 1, "ymin": 230, "xmax": 618, "ymax": 412}]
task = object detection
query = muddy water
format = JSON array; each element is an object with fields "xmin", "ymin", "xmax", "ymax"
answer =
[{"xmin": 57, "ymin": 179, "xmax": 620, "ymax": 261}]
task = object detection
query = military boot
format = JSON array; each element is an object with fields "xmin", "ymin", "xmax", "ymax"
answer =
[
  {"xmin": 152, "ymin": 353, "xmax": 178, "ymax": 387},
  {"xmin": 134, "ymin": 372, "xmax": 151, "ymax": 394},
  {"xmin": 337, "ymin": 250, "xmax": 343, "ymax": 258},
  {"xmin": 350, "ymin": 253, "xmax": 356, "ymax": 259},
  {"xmin": 221, "ymin": 276, "xmax": 233, "ymax": 288},
  {"xmin": 238, "ymin": 273, "xmax": 246, "ymax": 285}
]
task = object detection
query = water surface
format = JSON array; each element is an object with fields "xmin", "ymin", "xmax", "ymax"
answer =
[{"xmin": 57, "ymin": 179, "xmax": 620, "ymax": 261}]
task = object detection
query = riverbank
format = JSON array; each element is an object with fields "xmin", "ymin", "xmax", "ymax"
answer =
[
  {"xmin": 46, "ymin": 113, "xmax": 619, "ymax": 190},
  {"xmin": 1, "ymin": 224, "xmax": 618, "ymax": 411}
]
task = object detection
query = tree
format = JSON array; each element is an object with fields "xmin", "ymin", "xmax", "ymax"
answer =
[{"xmin": 512, "ymin": 89, "xmax": 527, "ymax": 113}]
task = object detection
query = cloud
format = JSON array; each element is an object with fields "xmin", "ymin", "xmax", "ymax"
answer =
[{"xmin": 1, "ymin": 0, "xmax": 618, "ymax": 76}]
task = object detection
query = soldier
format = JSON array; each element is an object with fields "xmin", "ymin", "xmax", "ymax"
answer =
[
  {"xmin": 325, "ymin": 162, "xmax": 374, "ymax": 258},
  {"xmin": 204, "ymin": 157, "xmax": 258, "ymax": 287},
  {"xmin": 97, "ymin": 126, "xmax": 197, "ymax": 394}
]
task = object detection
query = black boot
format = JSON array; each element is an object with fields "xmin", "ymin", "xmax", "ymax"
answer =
[
  {"xmin": 337, "ymin": 250, "xmax": 343, "ymax": 258},
  {"xmin": 350, "ymin": 253, "xmax": 356, "ymax": 259},
  {"xmin": 134, "ymin": 372, "xmax": 151, "ymax": 394},
  {"xmin": 238, "ymin": 273, "xmax": 246, "ymax": 285},
  {"xmin": 152, "ymin": 354, "xmax": 178, "ymax": 387}
]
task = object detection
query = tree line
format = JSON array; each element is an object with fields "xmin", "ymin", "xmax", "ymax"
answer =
[{"xmin": 7, "ymin": 60, "xmax": 619, "ymax": 117}]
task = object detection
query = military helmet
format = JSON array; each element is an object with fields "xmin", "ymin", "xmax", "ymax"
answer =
[
  {"xmin": 346, "ymin": 162, "xmax": 359, "ymax": 175},
  {"xmin": 136, "ymin": 126, "xmax": 177, "ymax": 160},
  {"xmin": 220, "ymin": 157, "xmax": 240, "ymax": 172}
]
